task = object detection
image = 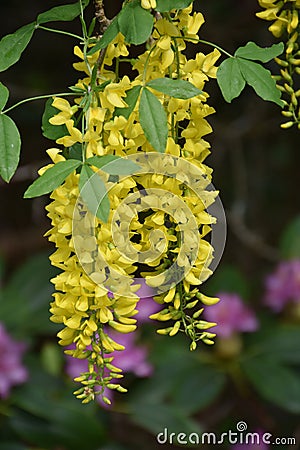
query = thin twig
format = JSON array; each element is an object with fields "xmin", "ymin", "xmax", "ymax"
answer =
[
  {"xmin": 94, "ymin": 0, "xmax": 110, "ymax": 34},
  {"xmin": 94, "ymin": 0, "xmax": 111, "ymax": 70}
]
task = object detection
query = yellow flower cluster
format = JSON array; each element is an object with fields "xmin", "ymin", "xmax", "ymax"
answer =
[
  {"xmin": 43, "ymin": 4, "xmax": 220, "ymax": 402},
  {"xmin": 257, "ymin": 0, "xmax": 300, "ymax": 128},
  {"xmin": 257, "ymin": 0, "xmax": 300, "ymax": 38}
]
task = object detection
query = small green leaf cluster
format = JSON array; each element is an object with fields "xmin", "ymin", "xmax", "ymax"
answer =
[
  {"xmin": 217, "ymin": 41, "xmax": 285, "ymax": 106},
  {"xmin": 0, "ymin": 0, "xmax": 91, "ymax": 183}
]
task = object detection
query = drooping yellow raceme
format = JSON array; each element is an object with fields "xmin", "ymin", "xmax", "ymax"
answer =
[
  {"xmin": 44, "ymin": 4, "xmax": 221, "ymax": 402},
  {"xmin": 257, "ymin": 0, "xmax": 300, "ymax": 129}
]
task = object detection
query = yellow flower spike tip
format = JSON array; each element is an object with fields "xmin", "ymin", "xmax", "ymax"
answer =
[{"xmin": 257, "ymin": 0, "xmax": 300, "ymax": 127}]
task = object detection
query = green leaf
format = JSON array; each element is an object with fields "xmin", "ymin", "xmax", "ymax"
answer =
[
  {"xmin": 155, "ymin": 0, "xmax": 193, "ymax": 12},
  {"xmin": 237, "ymin": 58, "xmax": 284, "ymax": 106},
  {"xmin": 130, "ymin": 401, "xmax": 203, "ymax": 437},
  {"xmin": 0, "ymin": 252, "xmax": 59, "ymax": 336},
  {"xmin": 37, "ymin": 0, "xmax": 90, "ymax": 24},
  {"xmin": 24, "ymin": 159, "xmax": 81, "ymax": 198},
  {"xmin": 42, "ymin": 98, "xmax": 68, "ymax": 140},
  {"xmin": 147, "ymin": 78, "xmax": 202, "ymax": 99},
  {"xmin": 0, "ymin": 443, "xmax": 29, "ymax": 450},
  {"xmin": 0, "ymin": 82, "xmax": 9, "ymax": 110},
  {"xmin": 129, "ymin": 335, "xmax": 225, "ymax": 416},
  {"xmin": 88, "ymin": 17, "xmax": 97, "ymax": 38},
  {"xmin": 88, "ymin": 17, "xmax": 119, "ymax": 55},
  {"xmin": 114, "ymin": 85, "xmax": 142, "ymax": 119},
  {"xmin": 87, "ymin": 155, "xmax": 140, "ymax": 175},
  {"xmin": 0, "ymin": 22, "xmax": 35, "ymax": 72},
  {"xmin": 171, "ymin": 363, "xmax": 226, "ymax": 415},
  {"xmin": 87, "ymin": 154, "xmax": 119, "ymax": 168},
  {"xmin": 235, "ymin": 41, "xmax": 284, "ymax": 63},
  {"xmin": 279, "ymin": 215, "xmax": 300, "ymax": 258},
  {"xmin": 246, "ymin": 325, "xmax": 300, "ymax": 365},
  {"xmin": 79, "ymin": 164, "xmax": 110, "ymax": 222},
  {"xmin": 139, "ymin": 88, "xmax": 168, "ymax": 153},
  {"xmin": 67, "ymin": 142, "xmax": 83, "ymax": 161},
  {"xmin": 241, "ymin": 357, "xmax": 300, "ymax": 413},
  {"xmin": 217, "ymin": 57, "xmax": 246, "ymax": 103},
  {"xmin": 0, "ymin": 114, "xmax": 21, "ymax": 183},
  {"xmin": 12, "ymin": 364, "xmax": 105, "ymax": 449},
  {"xmin": 90, "ymin": 64, "xmax": 98, "ymax": 89},
  {"xmin": 118, "ymin": 0, "xmax": 153, "ymax": 45}
]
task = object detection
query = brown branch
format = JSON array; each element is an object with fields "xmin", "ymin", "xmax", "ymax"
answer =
[
  {"xmin": 93, "ymin": 1, "xmax": 111, "ymax": 71},
  {"xmin": 94, "ymin": 0, "xmax": 110, "ymax": 34}
]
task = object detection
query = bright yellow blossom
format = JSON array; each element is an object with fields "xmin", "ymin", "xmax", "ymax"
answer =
[
  {"xmin": 39, "ymin": 2, "xmax": 224, "ymax": 403},
  {"xmin": 56, "ymin": 120, "xmax": 83, "ymax": 147},
  {"xmin": 141, "ymin": 0, "xmax": 156, "ymax": 10}
]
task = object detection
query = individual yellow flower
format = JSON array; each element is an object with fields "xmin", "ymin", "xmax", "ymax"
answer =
[
  {"xmin": 73, "ymin": 45, "xmax": 99, "ymax": 75},
  {"xmin": 49, "ymin": 98, "xmax": 78, "ymax": 125},
  {"xmin": 141, "ymin": 0, "xmax": 156, "ymax": 10},
  {"xmin": 100, "ymin": 76, "xmax": 131, "ymax": 111},
  {"xmin": 186, "ymin": 12, "xmax": 205, "ymax": 38},
  {"xmin": 104, "ymin": 116, "xmax": 127, "ymax": 148},
  {"xmin": 104, "ymin": 33, "xmax": 129, "ymax": 66},
  {"xmin": 56, "ymin": 120, "xmax": 83, "ymax": 147}
]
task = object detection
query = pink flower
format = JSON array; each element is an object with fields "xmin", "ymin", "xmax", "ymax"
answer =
[
  {"xmin": 134, "ymin": 278, "xmax": 162, "ymax": 323},
  {"xmin": 0, "ymin": 323, "xmax": 28, "ymax": 398},
  {"xmin": 264, "ymin": 259, "xmax": 300, "ymax": 312},
  {"xmin": 204, "ymin": 293, "xmax": 258, "ymax": 338}
]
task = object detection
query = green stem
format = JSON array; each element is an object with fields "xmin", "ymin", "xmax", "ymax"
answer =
[
  {"xmin": 2, "ymin": 92, "xmax": 77, "ymax": 115},
  {"xmin": 142, "ymin": 44, "xmax": 157, "ymax": 84},
  {"xmin": 198, "ymin": 39, "xmax": 233, "ymax": 58},
  {"xmin": 173, "ymin": 38, "xmax": 181, "ymax": 79},
  {"xmin": 81, "ymin": 113, "xmax": 87, "ymax": 163},
  {"xmin": 171, "ymin": 35, "xmax": 233, "ymax": 58},
  {"xmin": 115, "ymin": 57, "xmax": 120, "ymax": 82},
  {"xmin": 119, "ymin": 58, "xmax": 136, "ymax": 64},
  {"xmin": 96, "ymin": 48, "xmax": 107, "ymax": 72},
  {"xmin": 79, "ymin": 0, "xmax": 88, "ymax": 40},
  {"xmin": 37, "ymin": 25, "xmax": 84, "ymax": 42}
]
